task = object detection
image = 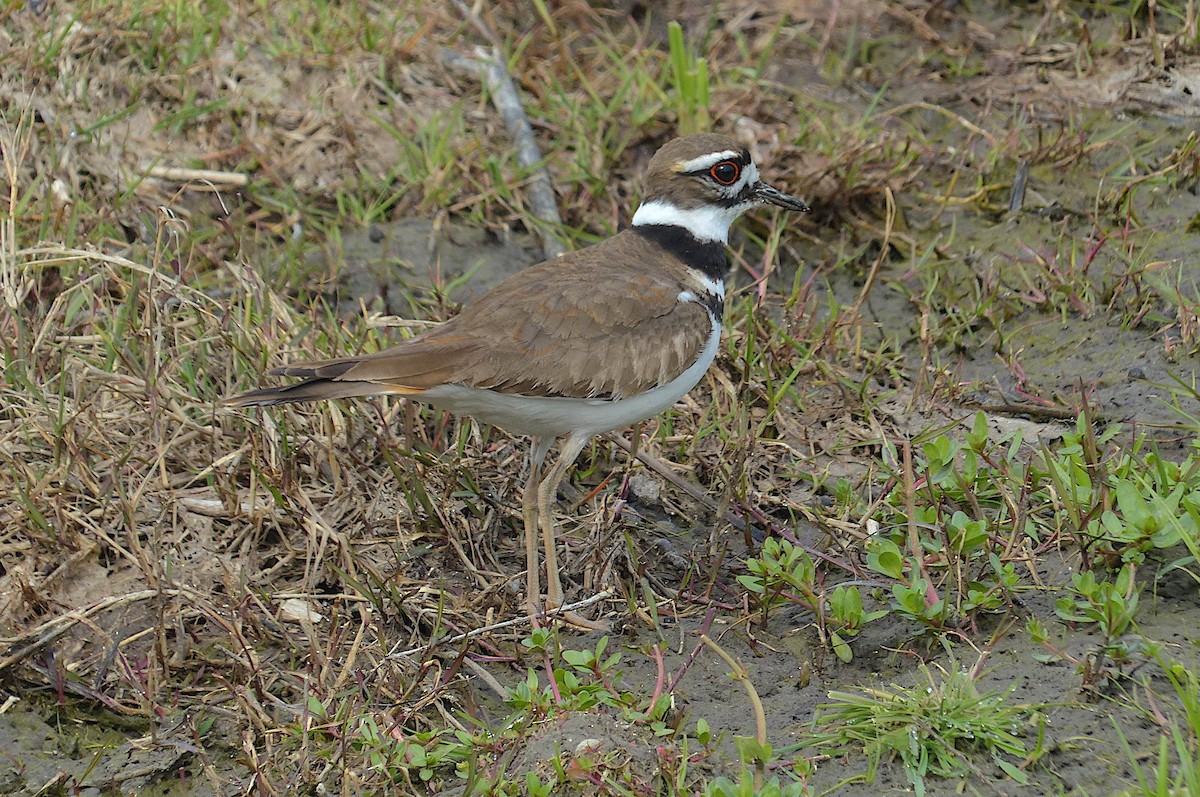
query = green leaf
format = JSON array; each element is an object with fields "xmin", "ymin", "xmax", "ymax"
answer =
[
  {"xmin": 894, "ymin": 582, "xmax": 928, "ymax": 616},
  {"xmin": 1114, "ymin": 479, "xmax": 1153, "ymax": 531},
  {"xmin": 831, "ymin": 630, "xmax": 853, "ymax": 663},
  {"xmin": 830, "ymin": 585, "xmax": 863, "ymax": 625},
  {"xmin": 561, "ymin": 649, "xmax": 594, "ymax": 668},
  {"xmin": 737, "ymin": 574, "xmax": 766, "ymax": 594},
  {"xmin": 996, "ymin": 758, "xmax": 1029, "ymax": 783},
  {"xmin": 1055, "ymin": 596, "xmax": 1087, "ymax": 623},
  {"xmin": 696, "ymin": 717, "xmax": 711, "ymax": 745},
  {"xmin": 967, "ymin": 411, "xmax": 989, "ymax": 450},
  {"xmin": 867, "ymin": 538, "xmax": 906, "ymax": 580},
  {"xmin": 733, "ymin": 735, "xmax": 772, "ymax": 765}
]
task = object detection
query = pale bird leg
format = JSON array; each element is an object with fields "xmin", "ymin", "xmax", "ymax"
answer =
[
  {"xmin": 524, "ymin": 437, "xmax": 553, "ymax": 623},
  {"xmin": 536, "ymin": 432, "xmax": 606, "ymax": 630}
]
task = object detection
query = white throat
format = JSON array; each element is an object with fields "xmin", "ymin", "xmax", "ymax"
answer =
[{"xmin": 631, "ymin": 200, "xmax": 745, "ymax": 244}]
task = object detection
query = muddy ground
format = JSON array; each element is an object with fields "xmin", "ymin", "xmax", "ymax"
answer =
[{"xmin": 1, "ymin": 1, "xmax": 1199, "ymax": 795}]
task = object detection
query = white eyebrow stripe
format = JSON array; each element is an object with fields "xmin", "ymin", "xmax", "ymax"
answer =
[{"xmin": 676, "ymin": 150, "xmax": 742, "ymax": 173}]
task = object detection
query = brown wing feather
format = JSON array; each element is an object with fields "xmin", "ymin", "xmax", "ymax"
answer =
[{"xmin": 228, "ymin": 230, "xmax": 716, "ymax": 405}]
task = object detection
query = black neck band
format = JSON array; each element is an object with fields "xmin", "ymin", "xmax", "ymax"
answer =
[{"xmin": 632, "ymin": 224, "xmax": 730, "ymax": 284}]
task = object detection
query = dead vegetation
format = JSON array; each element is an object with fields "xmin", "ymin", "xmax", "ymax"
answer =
[{"xmin": 2, "ymin": 0, "xmax": 1200, "ymax": 795}]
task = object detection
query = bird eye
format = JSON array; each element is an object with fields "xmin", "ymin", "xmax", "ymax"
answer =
[{"xmin": 709, "ymin": 160, "xmax": 741, "ymax": 185}]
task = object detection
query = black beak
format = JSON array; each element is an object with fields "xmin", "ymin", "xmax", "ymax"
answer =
[{"xmin": 755, "ymin": 182, "xmax": 810, "ymax": 212}]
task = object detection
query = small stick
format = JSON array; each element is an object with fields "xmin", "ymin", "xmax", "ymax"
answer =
[
  {"xmin": 462, "ymin": 657, "xmax": 508, "ymax": 700},
  {"xmin": 958, "ymin": 399, "xmax": 1081, "ymax": 422},
  {"xmin": 387, "ymin": 589, "xmax": 614, "ymax": 659},
  {"xmin": 148, "ymin": 166, "xmax": 249, "ymax": 187},
  {"xmin": 902, "ymin": 440, "xmax": 939, "ymax": 610},
  {"xmin": 440, "ymin": 46, "xmax": 566, "ymax": 260},
  {"xmin": 848, "ymin": 185, "xmax": 892, "ymax": 317},
  {"xmin": 1008, "ymin": 159, "xmax": 1030, "ymax": 214},
  {"xmin": 439, "ymin": 0, "xmax": 567, "ymax": 262},
  {"xmin": 649, "ymin": 642, "xmax": 666, "ymax": 708},
  {"xmin": 666, "ymin": 605, "xmax": 718, "ymax": 692}
]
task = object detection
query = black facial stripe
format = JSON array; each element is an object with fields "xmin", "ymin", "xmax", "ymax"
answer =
[{"xmin": 711, "ymin": 180, "xmax": 758, "ymax": 208}]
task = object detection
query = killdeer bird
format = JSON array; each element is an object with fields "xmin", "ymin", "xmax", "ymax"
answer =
[{"xmin": 225, "ymin": 133, "xmax": 809, "ymax": 626}]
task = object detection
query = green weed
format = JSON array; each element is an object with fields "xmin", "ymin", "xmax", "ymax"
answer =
[
  {"xmin": 1054, "ymin": 565, "xmax": 1142, "ymax": 676},
  {"xmin": 667, "ymin": 21, "xmax": 711, "ymax": 135},
  {"xmin": 1116, "ymin": 655, "xmax": 1200, "ymax": 796},
  {"xmin": 740, "ymin": 537, "xmax": 885, "ymax": 662},
  {"xmin": 798, "ymin": 665, "xmax": 1038, "ymax": 797}
]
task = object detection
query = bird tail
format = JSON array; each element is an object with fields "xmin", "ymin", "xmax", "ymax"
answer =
[
  {"xmin": 224, "ymin": 343, "xmax": 457, "ymax": 408},
  {"xmin": 222, "ymin": 377, "xmax": 403, "ymax": 407}
]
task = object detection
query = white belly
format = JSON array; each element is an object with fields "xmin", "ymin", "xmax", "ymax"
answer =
[{"xmin": 418, "ymin": 316, "xmax": 721, "ymax": 439}]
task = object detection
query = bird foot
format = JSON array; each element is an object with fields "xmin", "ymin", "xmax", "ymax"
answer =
[
  {"xmin": 552, "ymin": 609, "xmax": 610, "ymax": 632},
  {"xmin": 527, "ymin": 599, "xmax": 609, "ymax": 631}
]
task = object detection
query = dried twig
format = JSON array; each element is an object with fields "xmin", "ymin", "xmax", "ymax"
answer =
[
  {"xmin": 959, "ymin": 399, "xmax": 1081, "ymax": 421},
  {"xmin": 147, "ymin": 166, "xmax": 249, "ymax": 187},
  {"xmin": 462, "ymin": 657, "xmax": 508, "ymax": 700},
  {"xmin": 441, "ymin": 47, "xmax": 566, "ymax": 260},
  {"xmin": 440, "ymin": 3, "xmax": 566, "ymax": 260},
  {"xmin": 387, "ymin": 589, "xmax": 614, "ymax": 659}
]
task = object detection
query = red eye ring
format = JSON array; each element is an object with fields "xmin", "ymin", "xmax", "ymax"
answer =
[{"xmin": 709, "ymin": 160, "xmax": 741, "ymax": 185}]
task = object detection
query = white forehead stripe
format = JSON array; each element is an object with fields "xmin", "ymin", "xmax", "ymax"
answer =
[{"xmin": 675, "ymin": 150, "xmax": 742, "ymax": 173}]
